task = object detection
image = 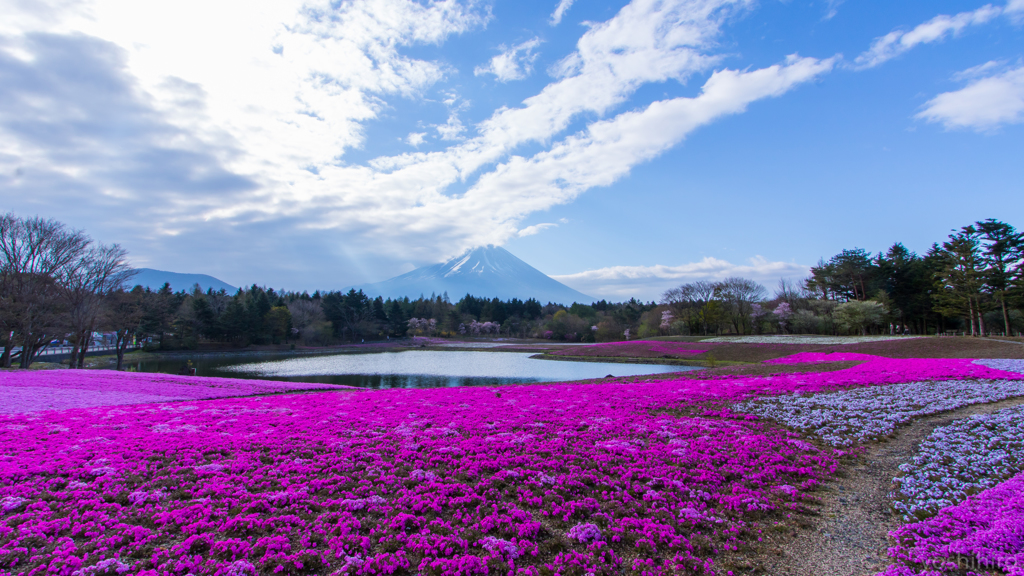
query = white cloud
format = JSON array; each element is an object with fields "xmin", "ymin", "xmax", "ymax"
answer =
[
  {"xmin": 550, "ymin": 0, "xmax": 576, "ymax": 25},
  {"xmin": 272, "ymin": 0, "xmax": 761, "ymax": 263},
  {"xmin": 517, "ymin": 222, "xmax": 558, "ymax": 237},
  {"xmin": 433, "ymin": 94, "xmax": 470, "ymax": 140},
  {"xmin": 0, "ymin": 0, "xmax": 489, "ymax": 215},
  {"xmin": 553, "ymin": 256, "xmax": 810, "ymax": 300},
  {"xmin": 474, "ymin": 37, "xmax": 542, "ymax": 82},
  {"xmin": 917, "ymin": 65, "xmax": 1024, "ymax": 131},
  {"xmin": 457, "ymin": 55, "xmax": 835, "ymax": 224},
  {"xmin": 0, "ymin": 0, "xmax": 838, "ymax": 286},
  {"xmin": 301, "ymin": 52, "xmax": 833, "ymax": 268},
  {"xmin": 435, "ymin": 112, "xmax": 466, "ymax": 140},
  {"xmin": 854, "ymin": 4, "xmax": 1003, "ymax": 69}
]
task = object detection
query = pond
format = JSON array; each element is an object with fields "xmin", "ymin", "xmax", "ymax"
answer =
[{"xmin": 127, "ymin": 350, "xmax": 696, "ymax": 389}]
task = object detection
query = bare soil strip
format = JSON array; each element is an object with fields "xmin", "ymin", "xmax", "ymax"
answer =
[{"xmin": 752, "ymin": 395, "xmax": 1024, "ymax": 576}]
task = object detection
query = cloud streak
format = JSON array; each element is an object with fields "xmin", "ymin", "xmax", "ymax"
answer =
[
  {"xmin": 854, "ymin": 3, "xmax": 1005, "ymax": 69},
  {"xmin": 517, "ymin": 222, "xmax": 559, "ymax": 237},
  {"xmin": 553, "ymin": 256, "xmax": 810, "ymax": 300},
  {"xmin": 550, "ymin": 0, "xmax": 576, "ymax": 25}
]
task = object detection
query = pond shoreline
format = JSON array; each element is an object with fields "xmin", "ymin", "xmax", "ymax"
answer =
[{"xmin": 93, "ymin": 347, "xmax": 694, "ymax": 390}]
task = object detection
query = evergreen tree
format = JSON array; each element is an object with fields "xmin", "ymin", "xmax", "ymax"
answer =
[
  {"xmin": 386, "ymin": 300, "xmax": 408, "ymax": 336},
  {"xmin": 976, "ymin": 219, "xmax": 1024, "ymax": 335},
  {"xmin": 220, "ymin": 294, "xmax": 248, "ymax": 343},
  {"xmin": 934, "ymin": 227, "xmax": 987, "ymax": 336},
  {"xmin": 877, "ymin": 243, "xmax": 929, "ymax": 333}
]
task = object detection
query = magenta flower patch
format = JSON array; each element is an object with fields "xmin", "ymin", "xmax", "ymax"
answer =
[
  {"xmin": 879, "ymin": 472, "xmax": 1024, "ymax": 576},
  {"xmin": 0, "ymin": 369, "xmax": 351, "ymax": 414},
  {"xmin": 1, "ymin": 358, "xmax": 1019, "ymax": 576},
  {"xmin": 0, "ymin": 373, "xmax": 850, "ymax": 576},
  {"xmin": 765, "ymin": 352, "xmax": 1024, "ymax": 382}
]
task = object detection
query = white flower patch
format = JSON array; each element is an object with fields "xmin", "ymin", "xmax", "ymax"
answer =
[
  {"xmin": 151, "ymin": 423, "xmax": 202, "ymax": 434},
  {"xmin": 892, "ymin": 404, "xmax": 1024, "ymax": 521},
  {"xmin": 1, "ymin": 496, "xmax": 27, "ymax": 512},
  {"xmin": 678, "ymin": 506, "xmax": 725, "ymax": 525},
  {"xmin": 737, "ymin": 379, "xmax": 1024, "ymax": 446},
  {"xmin": 128, "ymin": 490, "xmax": 166, "ymax": 506},
  {"xmin": 410, "ymin": 469, "xmax": 438, "ymax": 482},
  {"xmin": 195, "ymin": 463, "xmax": 226, "ymax": 474},
  {"xmin": 534, "ymin": 473, "xmax": 556, "ymax": 485},
  {"xmin": 72, "ymin": 558, "xmax": 131, "ymax": 576},
  {"xmin": 480, "ymin": 536, "xmax": 521, "ymax": 559},
  {"xmin": 339, "ymin": 495, "xmax": 386, "ymax": 511}
]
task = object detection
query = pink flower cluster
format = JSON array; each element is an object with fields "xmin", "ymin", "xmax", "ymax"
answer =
[
  {"xmin": 0, "ymin": 371, "xmax": 857, "ymax": 576},
  {"xmin": 879, "ymin": 471, "xmax": 1024, "ymax": 576},
  {"xmin": 0, "ymin": 370, "xmax": 350, "ymax": 414},
  {"xmin": 764, "ymin": 353, "xmax": 1017, "ymax": 383}
]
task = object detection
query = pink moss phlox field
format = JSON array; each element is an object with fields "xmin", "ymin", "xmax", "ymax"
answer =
[
  {"xmin": 764, "ymin": 353, "xmax": 1019, "ymax": 383},
  {"xmin": 0, "ymin": 370, "xmax": 351, "ymax": 414},
  {"xmin": 878, "ymin": 472, "xmax": 1024, "ymax": 576},
  {"xmin": 0, "ymin": 374, "xmax": 851, "ymax": 576},
  {"xmin": 3, "ymin": 359, "xmax": 1019, "ymax": 576}
]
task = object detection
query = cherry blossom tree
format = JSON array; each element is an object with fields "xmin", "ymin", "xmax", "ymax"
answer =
[{"xmin": 774, "ymin": 303, "xmax": 792, "ymax": 334}]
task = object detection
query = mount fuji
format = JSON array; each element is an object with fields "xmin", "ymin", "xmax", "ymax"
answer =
[{"xmin": 357, "ymin": 246, "xmax": 595, "ymax": 304}]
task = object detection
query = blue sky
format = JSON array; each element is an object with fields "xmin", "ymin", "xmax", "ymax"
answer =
[{"xmin": 1, "ymin": 0, "xmax": 1022, "ymax": 300}]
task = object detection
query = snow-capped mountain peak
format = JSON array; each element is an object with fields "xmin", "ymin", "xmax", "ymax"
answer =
[{"xmin": 357, "ymin": 246, "xmax": 594, "ymax": 304}]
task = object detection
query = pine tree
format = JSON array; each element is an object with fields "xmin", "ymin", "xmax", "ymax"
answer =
[
  {"xmin": 934, "ymin": 227, "xmax": 987, "ymax": 336},
  {"xmin": 976, "ymin": 219, "xmax": 1024, "ymax": 335}
]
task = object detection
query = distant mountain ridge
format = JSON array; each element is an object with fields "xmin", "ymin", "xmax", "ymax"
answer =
[
  {"xmin": 357, "ymin": 246, "xmax": 595, "ymax": 304},
  {"xmin": 130, "ymin": 268, "xmax": 237, "ymax": 293}
]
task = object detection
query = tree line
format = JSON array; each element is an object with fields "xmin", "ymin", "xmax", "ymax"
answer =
[
  {"xmin": 133, "ymin": 285, "xmax": 659, "ymax": 351},
  {"xmin": 659, "ymin": 219, "xmax": 1023, "ymax": 337},
  {"xmin": 4, "ymin": 213, "xmax": 1021, "ymax": 370},
  {"xmin": 0, "ymin": 214, "xmax": 134, "ymax": 369},
  {"xmin": 1, "ymin": 213, "xmax": 665, "ymax": 367}
]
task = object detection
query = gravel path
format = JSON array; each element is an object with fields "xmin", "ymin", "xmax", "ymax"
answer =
[{"xmin": 750, "ymin": 394, "xmax": 1024, "ymax": 576}]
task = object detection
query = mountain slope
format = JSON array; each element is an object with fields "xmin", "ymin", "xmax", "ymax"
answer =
[
  {"xmin": 358, "ymin": 246, "xmax": 594, "ymax": 304},
  {"xmin": 130, "ymin": 268, "xmax": 237, "ymax": 293}
]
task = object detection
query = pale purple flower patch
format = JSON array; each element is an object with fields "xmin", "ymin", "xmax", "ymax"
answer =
[
  {"xmin": 567, "ymin": 523, "xmax": 602, "ymax": 543},
  {"xmin": 0, "ymin": 369, "xmax": 351, "ymax": 414},
  {"xmin": 892, "ymin": 404, "xmax": 1024, "ymax": 520},
  {"xmin": 974, "ymin": 358, "xmax": 1024, "ymax": 374},
  {"xmin": 0, "ymin": 496, "xmax": 26, "ymax": 512},
  {"xmin": 72, "ymin": 558, "xmax": 131, "ymax": 575},
  {"xmin": 739, "ymin": 379, "xmax": 1024, "ymax": 446},
  {"xmin": 480, "ymin": 536, "xmax": 522, "ymax": 559}
]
